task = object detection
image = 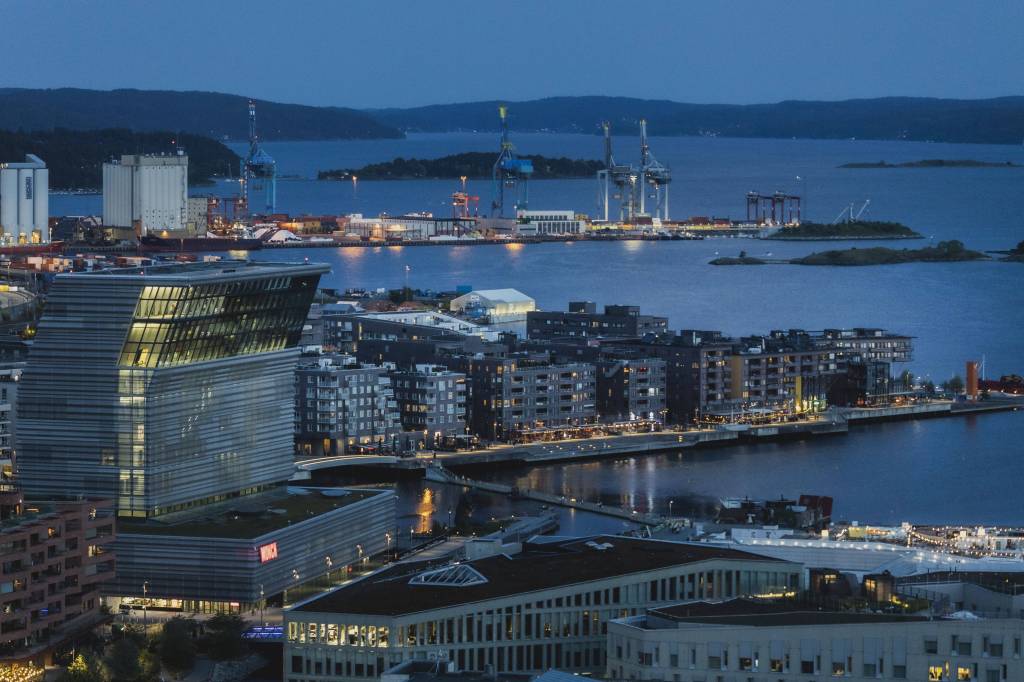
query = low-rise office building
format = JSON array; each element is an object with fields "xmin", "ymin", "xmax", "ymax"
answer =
[
  {"xmin": 608, "ymin": 597, "xmax": 1024, "ymax": 682},
  {"xmin": 295, "ymin": 353, "xmax": 402, "ymax": 457},
  {"xmin": 110, "ymin": 487, "xmax": 395, "ymax": 614},
  {"xmin": 527, "ymin": 303, "xmax": 668, "ymax": 341},
  {"xmin": 390, "ymin": 365, "xmax": 467, "ymax": 445},
  {"xmin": 0, "ymin": 494, "xmax": 116, "ymax": 665},
  {"xmin": 449, "ymin": 354, "xmax": 597, "ymax": 441},
  {"xmin": 450, "ymin": 289, "xmax": 536, "ymax": 337},
  {"xmin": 514, "ymin": 211, "xmax": 585, "ymax": 236},
  {"xmin": 284, "ymin": 536, "xmax": 801, "ymax": 681}
]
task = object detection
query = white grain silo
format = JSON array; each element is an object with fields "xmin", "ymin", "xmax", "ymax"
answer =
[
  {"xmin": 0, "ymin": 154, "xmax": 49, "ymax": 243},
  {"xmin": 102, "ymin": 152, "xmax": 188, "ymax": 236}
]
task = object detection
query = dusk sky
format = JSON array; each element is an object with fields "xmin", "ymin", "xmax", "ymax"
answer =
[{"xmin": 5, "ymin": 0, "xmax": 1023, "ymax": 109}]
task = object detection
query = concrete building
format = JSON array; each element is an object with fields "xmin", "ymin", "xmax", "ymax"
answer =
[
  {"xmin": 0, "ymin": 155, "xmax": 48, "ymax": 244},
  {"xmin": 514, "ymin": 210, "xmax": 585, "ymax": 236},
  {"xmin": 283, "ymin": 536, "xmax": 800, "ymax": 681},
  {"xmin": 449, "ymin": 354, "xmax": 597, "ymax": 441},
  {"xmin": 294, "ymin": 353, "xmax": 402, "ymax": 457},
  {"xmin": 102, "ymin": 153, "xmax": 188, "ymax": 235},
  {"xmin": 527, "ymin": 303, "xmax": 668, "ymax": 341},
  {"xmin": 0, "ymin": 493, "xmax": 116, "ymax": 666},
  {"xmin": 389, "ymin": 365, "xmax": 467, "ymax": 445},
  {"xmin": 608, "ymin": 597, "xmax": 1024, "ymax": 682},
  {"xmin": 596, "ymin": 356, "xmax": 667, "ymax": 423}
]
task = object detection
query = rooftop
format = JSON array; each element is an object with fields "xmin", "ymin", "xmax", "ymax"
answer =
[
  {"xmin": 647, "ymin": 598, "xmax": 930, "ymax": 628},
  {"xmin": 119, "ymin": 487, "xmax": 384, "ymax": 540},
  {"xmin": 63, "ymin": 260, "xmax": 329, "ymax": 283},
  {"xmin": 294, "ymin": 536, "xmax": 789, "ymax": 616}
]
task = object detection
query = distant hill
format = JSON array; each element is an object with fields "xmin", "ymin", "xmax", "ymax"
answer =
[
  {"xmin": 0, "ymin": 129, "xmax": 239, "ymax": 189},
  {"xmin": 370, "ymin": 96, "xmax": 1024, "ymax": 145},
  {"xmin": 318, "ymin": 152, "xmax": 603, "ymax": 180},
  {"xmin": 0, "ymin": 88, "xmax": 403, "ymax": 141}
]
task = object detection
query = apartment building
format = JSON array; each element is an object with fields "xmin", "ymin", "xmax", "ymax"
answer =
[
  {"xmin": 0, "ymin": 494, "xmax": 116, "ymax": 665},
  {"xmin": 389, "ymin": 365, "xmax": 467, "ymax": 445},
  {"xmin": 449, "ymin": 354, "xmax": 596, "ymax": 441},
  {"xmin": 295, "ymin": 353, "xmax": 402, "ymax": 457}
]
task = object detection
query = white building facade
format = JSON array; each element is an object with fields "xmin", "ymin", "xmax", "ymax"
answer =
[
  {"xmin": 515, "ymin": 211, "xmax": 586, "ymax": 236},
  {"xmin": 0, "ymin": 154, "xmax": 48, "ymax": 243},
  {"xmin": 609, "ymin": 599, "xmax": 1024, "ymax": 682},
  {"xmin": 103, "ymin": 153, "xmax": 188, "ymax": 235}
]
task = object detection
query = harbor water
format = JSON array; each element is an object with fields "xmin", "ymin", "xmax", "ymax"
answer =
[{"xmin": 52, "ymin": 133, "xmax": 1024, "ymax": 530}]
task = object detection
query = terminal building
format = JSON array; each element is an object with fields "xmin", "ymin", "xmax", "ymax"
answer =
[
  {"xmin": 608, "ymin": 597, "xmax": 1024, "ymax": 682},
  {"xmin": 0, "ymin": 154, "xmax": 48, "ymax": 244},
  {"xmin": 16, "ymin": 261, "xmax": 397, "ymax": 612},
  {"xmin": 284, "ymin": 536, "xmax": 800, "ymax": 681}
]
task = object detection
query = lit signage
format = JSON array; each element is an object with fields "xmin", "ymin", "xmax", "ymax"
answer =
[{"xmin": 259, "ymin": 542, "xmax": 278, "ymax": 563}]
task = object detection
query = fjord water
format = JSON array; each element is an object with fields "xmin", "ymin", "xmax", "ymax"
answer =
[{"xmin": 54, "ymin": 133, "xmax": 1024, "ymax": 528}]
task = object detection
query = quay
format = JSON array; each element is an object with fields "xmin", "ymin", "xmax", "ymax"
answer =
[{"xmin": 293, "ymin": 399, "xmax": 1020, "ymax": 483}]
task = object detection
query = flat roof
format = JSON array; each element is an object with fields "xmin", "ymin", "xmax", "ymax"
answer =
[
  {"xmin": 294, "ymin": 536, "xmax": 791, "ymax": 616},
  {"xmin": 62, "ymin": 260, "xmax": 329, "ymax": 283},
  {"xmin": 119, "ymin": 488, "xmax": 383, "ymax": 540},
  {"xmin": 649, "ymin": 598, "xmax": 930, "ymax": 627}
]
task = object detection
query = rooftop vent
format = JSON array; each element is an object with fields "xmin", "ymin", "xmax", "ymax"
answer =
[{"xmin": 408, "ymin": 563, "xmax": 489, "ymax": 588}]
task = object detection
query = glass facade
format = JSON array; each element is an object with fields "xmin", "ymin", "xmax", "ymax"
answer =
[
  {"xmin": 17, "ymin": 263, "xmax": 328, "ymax": 518},
  {"xmin": 119, "ymin": 275, "xmax": 319, "ymax": 368}
]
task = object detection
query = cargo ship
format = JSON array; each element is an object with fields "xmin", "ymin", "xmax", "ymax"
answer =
[{"xmin": 139, "ymin": 234, "xmax": 262, "ymax": 253}]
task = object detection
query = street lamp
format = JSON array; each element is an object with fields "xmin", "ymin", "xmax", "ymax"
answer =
[
  {"xmin": 259, "ymin": 584, "xmax": 265, "ymax": 625},
  {"xmin": 325, "ymin": 556, "xmax": 333, "ymax": 586},
  {"xmin": 142, "ymin": 580, "xmax": 149, "ymax": 632},
  {"xmin": 385, "ymin": 532, "xmax": 393, "ymax": 561},
  {"xmin": 668, "ymin": 500, "xmax": 674, "ymax": 519}
]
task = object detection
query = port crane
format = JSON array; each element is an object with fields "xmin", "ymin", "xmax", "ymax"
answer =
[
  {"xmin": 638, "ymin": 119, "xmax": 672, "ymax": 220},
  {"xmin": 490, "ymin": 106, "xmax": 533, "ymax": 217},
  {"xmin": 596, "ymin": 121, "xmax": 640, "ymax": 222},
  {"xmin": 241, "ymin": 99, "xmax": 277, "ymax": 216}
]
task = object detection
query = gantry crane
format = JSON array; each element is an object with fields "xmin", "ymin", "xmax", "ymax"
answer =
[{"xmin": 491, "ymin": 106, "xmax": 533, "ymax": 217}]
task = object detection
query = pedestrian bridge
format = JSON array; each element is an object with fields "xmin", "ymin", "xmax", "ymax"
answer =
[{"xmin": 290, "ymin": 454, "xmax": 402, "ymax": 480}]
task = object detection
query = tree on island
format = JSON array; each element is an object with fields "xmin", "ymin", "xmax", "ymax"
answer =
[
  {"xmin": 942, "ymin": 375, "xmax": 965, "ymax": 394},
  {"xmin": 924, "ymin": 380, "xmax": 937, "ymax": 396}
]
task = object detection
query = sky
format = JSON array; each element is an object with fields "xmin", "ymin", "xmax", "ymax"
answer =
[{"xmin": 4, "ymin": 0, "xmax": 1023, "ymax": 109}]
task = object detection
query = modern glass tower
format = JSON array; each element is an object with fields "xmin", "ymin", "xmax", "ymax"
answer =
[{"xmin": 17, "ymin": 260, "xmax": 328, "ymax": 518}]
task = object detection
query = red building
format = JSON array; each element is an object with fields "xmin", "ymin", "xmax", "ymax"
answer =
[{"xmin": 0, "ymin": 491, "xmax": 116, "ymax": 667}]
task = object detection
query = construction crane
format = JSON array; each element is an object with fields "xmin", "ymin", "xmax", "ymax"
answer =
[
  {"xmin": 596, "ymin": 121, "xmax": 640, "ymax": 222},
  {"xmin": 638, "ymin": 119, "xmax": 672, "ymax": 220},
  {"xmin": 832, "ymin": 199, "xmax": 871, "ymax": 224},
  {"xmin": 241, "ymin": 99, "xmax": 277, "ymax": 216},
  {"xmin": 491, "ymin": 106, "xmax": 533, "ymax": 217}
]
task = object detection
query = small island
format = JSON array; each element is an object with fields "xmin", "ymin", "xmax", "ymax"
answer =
[
  {"xmin": 840, "ymin": 159, "xmax": 1021, "ymax": 169},
  {"xmin": 710, "ymin": 240, "xmax": 988, "ymax": 267},
  {"xmin": 767, "ymin": 220, "xmax": 921, "ymax": 240},
  {"xmin": 999, "ymin": 241, "xmax": 1024, "ymax": 263},
  {"xmin": 318, "ymin": 152, "xmax": 603, "ymax": 181}
]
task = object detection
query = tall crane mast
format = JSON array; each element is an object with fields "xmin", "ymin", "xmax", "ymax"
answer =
[{"xmin": 491, "ymin": 106, "xmax": 533, "ymax": 217}]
